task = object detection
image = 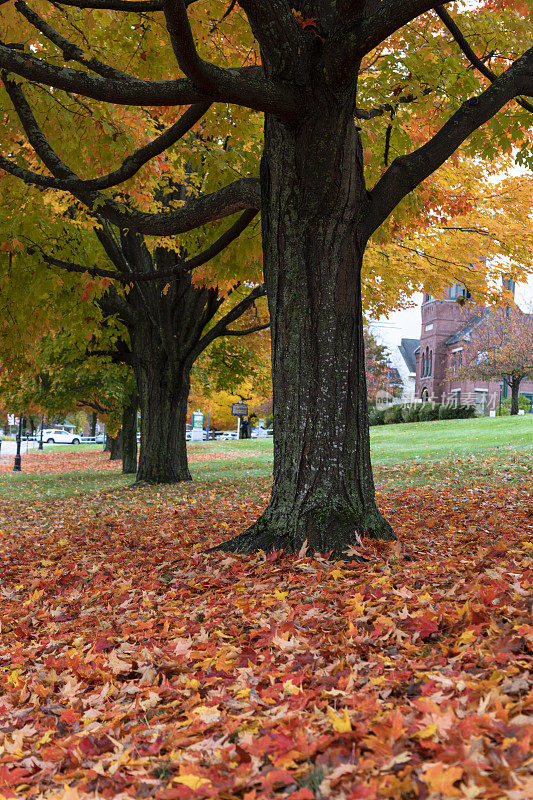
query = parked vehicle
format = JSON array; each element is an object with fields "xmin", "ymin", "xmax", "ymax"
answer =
[
  {"xmin": 214, "ymin": 430, "xmax": 238, "ymax": 441},
  {"xmin": 40, "ymin": 428, "xmax": 81, "ymax": 444}
]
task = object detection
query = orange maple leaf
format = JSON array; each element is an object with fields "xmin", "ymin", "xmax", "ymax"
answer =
[{"xmin": 423, "ymin": 763, "xmax": 464, "ymax": 797}]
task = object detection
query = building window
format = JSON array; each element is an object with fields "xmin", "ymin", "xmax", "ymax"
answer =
[
  {"xmin": 449, "ymin": 284, "xmax": 472, "ymax": 301},
  {"xmin": 421, "ymin": 387, "xmax": 429, "ymax": 402},
  {"xmin": 451, "ymin": 389, "xmax": 461, "ymax": 405},
  {"xmin": 421, "ymin": 346, "xmax": 430, "ymax": 378},
  {"xmin": 429, "ymin": 351, "xmax": 432, "ymax": 376},
  {"xmin": 425, "ymin": 323, "xmax": 433, "ymax": 331},
  {"xmin": 474, "ymin": 389, "xmax": 487, "ymax": 414}
]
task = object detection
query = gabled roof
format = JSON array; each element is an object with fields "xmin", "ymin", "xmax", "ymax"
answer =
[
  {"xmin": 398, "ymin": 338, "xmax": 420, "ymax": 374},
  {"xmin": 445, "ymin": 312, "xmax": 486, "ymax": 345}
]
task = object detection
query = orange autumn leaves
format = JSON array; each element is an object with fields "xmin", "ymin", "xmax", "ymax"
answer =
[{"xmin": 0, "ymin": 451, "xmax": 532, "ymax": 799}]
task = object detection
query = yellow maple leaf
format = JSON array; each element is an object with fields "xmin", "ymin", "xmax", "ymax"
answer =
[
  {"xmin": 327, "ymin": 706, "xmax": 352, "ymax": 733},
  {"xmin": 414, "ymin": 723, "xmax": 438, "ymax": 739},
  {"xmin": 174, "ymin": 774, "xmax": 212, "ymax": 790},
  {"xmin": 423, "ymin": 763, "xmax": 463, "ymax": 797}
]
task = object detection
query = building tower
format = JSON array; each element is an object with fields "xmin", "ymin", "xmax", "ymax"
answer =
[{"xmin": 415, "ymin": 284, "xmax": 470, "ymax": 401}]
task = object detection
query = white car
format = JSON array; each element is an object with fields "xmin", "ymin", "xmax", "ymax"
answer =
[
  {"xmin": 214, "ymin": 430, "xmax": 238, "ymax": 441},
  {"xmin": 40, "ymin": 428, "xmax": 81, "ymax": 444}
]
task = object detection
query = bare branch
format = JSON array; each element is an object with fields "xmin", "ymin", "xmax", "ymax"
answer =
[
  {"xmin": 29, "ymin": 208, "xmax": 258, "ymax": 285},
  {"xmin": 364, "ymin": 46, "xmax": 533, "ymax": 238},
  {"xmin": 435, "ymin": 5, "xmax": 533, "ymax": 113},
  {"xmin": 160, "ymin": 0, "xmax": 297, "ymax": 117}
]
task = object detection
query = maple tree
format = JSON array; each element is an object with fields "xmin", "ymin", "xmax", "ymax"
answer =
[
  {"xmin": 0, "ymin": 151, "xmax": 268, "ymax": 484},
  {"xmin": 364, "ymin": 328, "xmax": 402, "ymax": 404},
  {"xmin": 451, "ymin": 304, "xmax": 533, "ymax": 416},
  {"xmin": 0, "ymin": 0, "xmax": 532, "ymax": 553},
  {"xmin": 189, "ymin": 323, "xmax": 272, "ymax": 428}
]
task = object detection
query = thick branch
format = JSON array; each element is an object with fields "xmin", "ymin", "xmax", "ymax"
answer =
[
  {"xmin": 31, "ymin": 208, "xmax": 258, "ymax": 285},
  {"xmin": 195, "ymin": 284, "xmax": 267, "ymax": 355},
  {"xmin": 325, "ymin": 0, "xmax": 452, "ymax": 85},
  {"xmin": 364, "ymin": 46, "xmax": 533, "ymax": 237},
  {"xmin": 435, "ymin": 5, "xmax": 533, "ymax": 113},
  {"xmin": 0, "ymin": 39, "xmax": 296, "ymax": 117},
  {"xmin": 2, "ymin": 78, "xmax": 210, "ymax": 191},
  {"xmin": 223, "ymin": 322, "xmax": 270, "ymax": 336},
  {"xmin": 2, "ymin": 79, "xmax": 261, "ymax": 234},
  {"xmin": 14, "ymin": 1, "xmax": 147, "ymax": 80},
  {"xmin": 77, "ymin": 398, "xmax": 112, "ymax": 414}
]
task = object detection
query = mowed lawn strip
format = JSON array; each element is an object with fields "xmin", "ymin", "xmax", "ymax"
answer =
[{"xmin": 0, "ymin": 415, "xmax": 531, "ymax": 502}]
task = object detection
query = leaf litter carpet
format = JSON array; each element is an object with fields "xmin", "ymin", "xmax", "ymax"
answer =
[{"xmin": 0, "ymin": 459, "xmax": 532, "ymax": 799}]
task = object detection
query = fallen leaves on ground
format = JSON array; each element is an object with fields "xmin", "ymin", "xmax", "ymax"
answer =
[
  {"xmin": 0, "ymin": 459, "xmax": 531, "ymax": 799},
  {"xmin": 0, "ymin": 450, "xmax": 235, "ymax": 475}
]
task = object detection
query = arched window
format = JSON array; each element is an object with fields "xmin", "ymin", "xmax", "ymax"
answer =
[
  {"xmin": 429, "ymin": 351, "xmax": 433, "ymax": 376},
  {"xmin": 423, "ymin": 347, "xmax": 430, "ymax": 377},
  {"xmin": 421, "ymin": 387, "xmax": 429, "ymax": 402}
]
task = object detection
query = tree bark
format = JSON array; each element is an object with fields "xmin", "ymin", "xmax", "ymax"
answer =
[
  {"xmin": 122, "ymin": 393, "xmax": 138, "ymax": 474},
  {"xmin": 215, "ymin": 92, "xmax": 395, "ymax": 557},
  {"xmin": 110, "ymin": 430, "xmax": 123, "ymax": 460},
  {"xmin": 131, "ymin": 308, "xmax": 192, "ymax": 483},
  {"xmin": 90, "ymin": 411, "xmax": 97, "ymax": 439},
  {"xmin": 104, "ymin": 434, "xmax": 113, "ymax": 453},
  {"xmin": 135, "ymin": 364, "xmax": 191, "ymax": 483},
  {"xmin": 510, "ymin": 376, "xmax": 521, "ymax": 415}
]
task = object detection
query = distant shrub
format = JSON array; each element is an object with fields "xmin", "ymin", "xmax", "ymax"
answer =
[
  {"xmin": 406, "ymin": 405, "xmax": 421, "ymax": 423},
  {"xmin": 384, "ymin": 404, "xmax": 405, "ymax": 424},
  {"xmin": 369, "ymin": 408, "xmax": 385, "ymax": 426},
  {"xmin": 438, "ymin": 403, "xmax": 456, "ymax": 420},
  {"xmin": 419, "ymin": 402, "xmax": 440, "ymax": 421},
  {"xmin": 400, "ymin": 405, "xmax": 412, "ymax": 422},
  {"xmin": 499, "ymin": 396, "xmax": 531, "ymax": 415},
  {"xmin": 438, "ymin": 403, "xmax": 477, "ymax": 420},
  {"xmin": 455, "ymin": 404, "xmax": 477, "ymax": 419}
]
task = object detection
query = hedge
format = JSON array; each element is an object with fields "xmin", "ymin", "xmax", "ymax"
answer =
[{"xmin": 369, "ymin": 402, "xmax": 477, "ymax": 426}]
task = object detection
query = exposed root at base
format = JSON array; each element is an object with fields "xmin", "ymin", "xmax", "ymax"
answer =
[{"xmin": 206, "ymin": 522, "xmax": 393, "ymax": 561}]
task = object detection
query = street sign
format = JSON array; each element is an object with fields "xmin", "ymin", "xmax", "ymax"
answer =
[
  {"xmin": 231, "ymin": 403, "xmax": 248, "ymax": 416},
  {"xmin": 192, "ymin": 411, "xmax": 205, "ymax": 429}
]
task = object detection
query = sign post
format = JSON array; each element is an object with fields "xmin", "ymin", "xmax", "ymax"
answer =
[
  {"xmin": 191, "ymin": 410, "xmax": 205, "ymax": 441},
  {"xmin": 231, "ymin": 402, "xmax": 248, "ymax": 439}
]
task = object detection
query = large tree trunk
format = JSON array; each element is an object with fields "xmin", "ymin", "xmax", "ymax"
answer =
[
  {"xmin": 110, "ymin": 430, "xmax": 123, "ymax": 460},
  {"xmin": 122, "ymin": 393, "xmax": 138, "ymax": 474},
  {"xmin": 90, "ymin": 411, "xmax": 97, "ymax": 439},
  {"xmin": 510, "ymin": 376, "xmax": 521, "ymax": 415},
  {"xmin": 216, "ymin": 94, "xmax": 394, "ymax": 556},
  {"xmin": 133, "ymin": 334, "xmax": 191, "ymax": 483}
]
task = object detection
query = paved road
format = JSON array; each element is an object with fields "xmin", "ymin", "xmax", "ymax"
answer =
[{"xmin": 0, "ymin": 439, "xmax": 41, "ymax": 456}]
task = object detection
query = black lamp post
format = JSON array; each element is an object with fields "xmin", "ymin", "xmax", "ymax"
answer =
[
  {"xmin": 38, "ymin": 414, "xmax": 44, "ymax": 450},
  {"xmin": 13, "ymin": 415, "xmax": 23, "ymax": 472}
]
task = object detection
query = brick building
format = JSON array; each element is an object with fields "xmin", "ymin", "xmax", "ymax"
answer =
[{"xmin": 410, "ymin": 283, "xmax": 533, "ymax": 413}]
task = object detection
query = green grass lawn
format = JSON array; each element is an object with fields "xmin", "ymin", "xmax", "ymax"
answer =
[{"xmin": 1, "ymin": 415, "xmax": 531, "ymax": 502}]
